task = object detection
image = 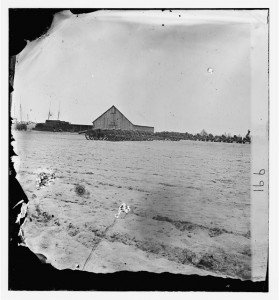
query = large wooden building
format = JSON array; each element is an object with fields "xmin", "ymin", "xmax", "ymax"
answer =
[{"xmin": 92, "ymin": 105, "xmax": 154, "ymax": 133}]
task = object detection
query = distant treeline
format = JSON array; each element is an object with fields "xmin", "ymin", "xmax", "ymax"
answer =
[
  {"xmin": 82, "ymin": 128, "xmax": 251, "ymax": 143},
  {"xmin": 154, "ymin": 129, "xmax": 251, "ymax": 144}
]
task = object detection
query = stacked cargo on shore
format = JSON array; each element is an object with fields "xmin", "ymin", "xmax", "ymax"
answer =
[
  {"xmin": 82, "ymin": 128, "xmax": 154, "ymax": 141},
  {"xmin": 33, "ymin": 120, "xmax": 92, "ymax": 132}
]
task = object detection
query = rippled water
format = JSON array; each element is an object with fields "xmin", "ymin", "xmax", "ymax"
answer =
[
  {"xmin": 13, "ymin": 131, "xmax": 251, "ymax": 233},
  {"xmin": 12, "ymin": 131, "xmax": 251, "ymax": 278}
]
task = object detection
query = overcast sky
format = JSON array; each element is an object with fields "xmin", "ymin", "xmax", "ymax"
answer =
[{"xmin": 12, "ymin": 10, "xmax": 268, "ymax": 135}]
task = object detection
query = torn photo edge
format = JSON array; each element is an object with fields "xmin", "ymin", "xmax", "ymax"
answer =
[{"xmin": 2, "ymin": 3, "xmax": 277, "ymax": 295}]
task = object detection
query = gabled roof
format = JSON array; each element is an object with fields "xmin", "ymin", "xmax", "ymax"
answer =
[
  {"xmin": 92, "ymin": 105, "xmax": 153, "ymax": 128},
  {"xmin": 92, "ymin": 105, "xmax": 134, "ymax": 125}
]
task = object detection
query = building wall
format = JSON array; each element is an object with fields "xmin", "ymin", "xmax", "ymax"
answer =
[
  {"xmin": 93, "ymin": 106, "xmax": 154, "ymax": 133},
  {"xmin": 93, "ymin": 106, "xmax": 134, "ymax": 130},
  {"xmin": 70, "ymin": 124, "xmax": 92, "ymax": 132},
  {"xmin": 133, "ymin": 125, "xmax": 154, "ymax": 133}
]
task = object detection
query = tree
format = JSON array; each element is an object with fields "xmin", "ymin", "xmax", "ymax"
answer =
[{"xmin": 200, "ymin": 129, "xmax": 208, "ymax": 137}]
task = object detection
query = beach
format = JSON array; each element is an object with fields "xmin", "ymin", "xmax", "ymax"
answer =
[{"xmin": 12, "ymin": 131, "xmax": 253, "ymax": 280}]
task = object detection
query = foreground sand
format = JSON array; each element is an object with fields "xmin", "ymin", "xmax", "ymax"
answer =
[{"xmin": 13, "ymin": 131, "xmax": 254, "ymax": 280}]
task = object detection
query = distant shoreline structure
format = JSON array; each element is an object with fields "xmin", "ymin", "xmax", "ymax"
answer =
[
  {"xmin": 18, "ymin": 119, "xmax": 251, "ymax": 144},
  {"xmin": 15, "ymin": 104, "xmax": 250, "ymax": 143}
]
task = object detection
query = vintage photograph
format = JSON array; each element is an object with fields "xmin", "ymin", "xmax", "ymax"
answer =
[{"xmin": 9, "ymin": 9, "xmax": 269, "ymax": 290}]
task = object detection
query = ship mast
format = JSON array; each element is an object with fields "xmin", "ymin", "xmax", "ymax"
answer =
[
  {"xmin": 20, "ymin": 103, "xmax": 22, "ymax": 123},
  {"xmin": 48, "ymin": 101, "xmax": 51, "ymax": 120},
  {"xmin": 57, "ymin": 102, "xmax": 60, "ymax": 120},
  {"xmin": 19, "ymin": 95, "xmax": 22, "ymax": 123}
]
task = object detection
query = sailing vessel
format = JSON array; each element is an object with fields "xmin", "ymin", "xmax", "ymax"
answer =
[
  {"xmin": 33, "ymin": 101, "xmax": 91, "ymax": 132},
  {"xmin": 14, "ymin": 103, "xmax": 27, "ymax": 131},
  {"xmin": 33, "ymin": 101, "xmax": 71, "ymax": 132}
]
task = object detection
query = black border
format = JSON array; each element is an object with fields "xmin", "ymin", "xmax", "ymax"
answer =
[{"xmin": 9, "ymin": 8, "xmax": 269, "ymax": 291}]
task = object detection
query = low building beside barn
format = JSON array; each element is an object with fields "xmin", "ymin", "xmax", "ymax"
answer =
[{"xmin": 92, "ymin": 105, "xmax": 154, "ymax": 133}]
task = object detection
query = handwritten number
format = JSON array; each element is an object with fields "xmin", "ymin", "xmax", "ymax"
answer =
[
  {"xmin": 253, "ymin": 169, "xmax": 265, "ymax": 175},
  {"xmin": 253, "ymin": 180, "xmax": 264, "ymax": 187},
  {"xmin": 253, "ymin": 169, "xmax": 265, "ymax": 192}
]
